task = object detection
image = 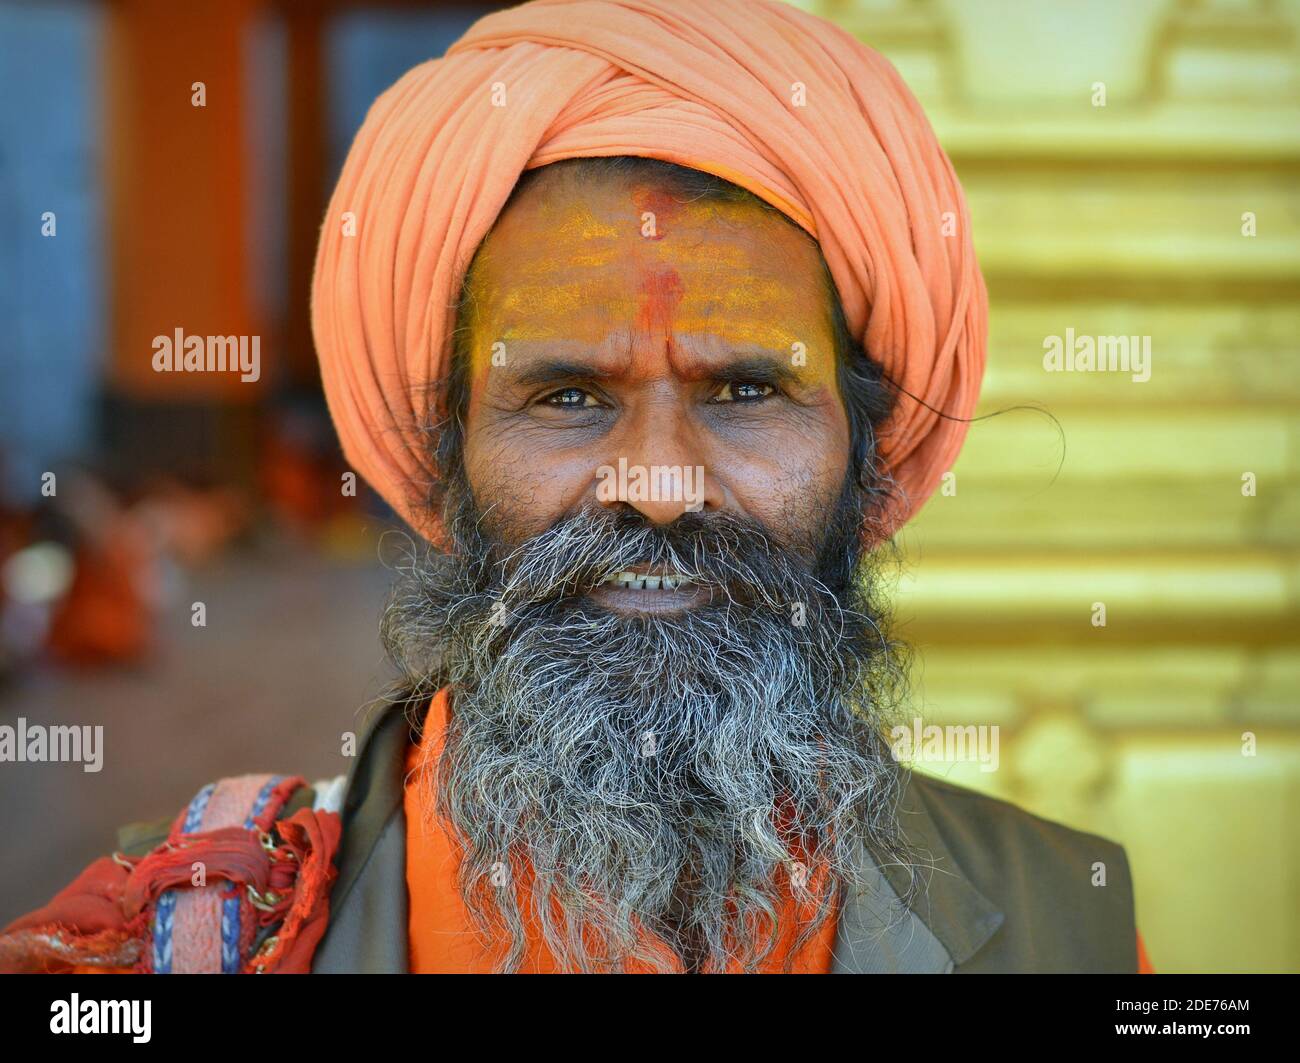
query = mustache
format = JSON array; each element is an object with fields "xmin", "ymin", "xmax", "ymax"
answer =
[{"xmin": 461, "ymin": 503, "xmax": 843, "ymax": 613}]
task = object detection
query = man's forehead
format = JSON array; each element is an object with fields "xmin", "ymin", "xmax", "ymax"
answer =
[
  {"xmin": 467, "ymin": 173, "xmax": 834, "ymax": 350},
  {"xmin": 482, "ymin": 270, "xmax": 814, "ymax": 346}
]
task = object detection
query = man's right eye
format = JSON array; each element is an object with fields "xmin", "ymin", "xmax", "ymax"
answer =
[{"xmin": 543, "ymin": 387, "xmax": 597, "ymax": 408}]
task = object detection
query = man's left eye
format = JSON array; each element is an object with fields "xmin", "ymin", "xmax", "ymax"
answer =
[{"xmin": 711, "ymin": 381, "xmax": 776, "ymax": 403}]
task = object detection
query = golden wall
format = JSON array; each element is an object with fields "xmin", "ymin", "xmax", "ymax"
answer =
[{"xmin": 808, "ymin": 0, "xmax": 1300, "ymax": 972}]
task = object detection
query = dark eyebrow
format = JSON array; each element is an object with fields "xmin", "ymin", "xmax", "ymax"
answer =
[
  {"xmin": 714, "ymin": 355, "xmax": 803, "ymax": 388},
  {"xmin": 502, "ymin": 353, "xmax": 806, "ymax": 389},
  {"xmin": 506, "ymin": 360, "xmax": 616, "ymax": 388}
]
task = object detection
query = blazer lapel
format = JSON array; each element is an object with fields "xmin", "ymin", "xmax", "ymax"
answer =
[
  {"xmin": 312, "ymin": 700, "xmax": 417, "ymax": 973},
  {"xmin": 833, "ymin": 769, "xmax": 1005, "ymax": 974}
]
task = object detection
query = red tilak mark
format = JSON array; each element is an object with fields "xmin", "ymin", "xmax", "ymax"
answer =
[
  {"xmin": 631, "ymin": 186, "xmax": 680, "ymax": 240},
  {"xmin": 636, "ymin": 267, "xmax": 684, "ymax": 336}
]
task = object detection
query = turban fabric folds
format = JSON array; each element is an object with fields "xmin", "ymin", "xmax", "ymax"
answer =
[{"xmin": 311, "ymin": 0, "xmax": 987, "ymax": 544}]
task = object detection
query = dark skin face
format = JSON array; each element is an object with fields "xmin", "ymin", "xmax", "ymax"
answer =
[{"xmin": 461, "ymin": 166, "xmax": 851, "ymax": 614}]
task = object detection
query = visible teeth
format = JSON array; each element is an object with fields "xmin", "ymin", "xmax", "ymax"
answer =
[{"xmin": 598, "ymin": 571, "xmax": 690, "ymax": 591}]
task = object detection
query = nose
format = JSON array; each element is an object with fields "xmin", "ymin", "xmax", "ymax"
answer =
[{"xmin": 593, "ymin": 392, "xmax": 726, "ymax": 526}]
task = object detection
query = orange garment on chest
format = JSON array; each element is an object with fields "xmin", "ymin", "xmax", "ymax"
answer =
[{"xmin": 403, "ymin": 689, "xmax": 839, "ymax": 973}]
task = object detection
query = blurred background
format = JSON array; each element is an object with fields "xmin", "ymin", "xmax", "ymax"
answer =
[{"xmin": 0, "ymin": 0, "xmax": 1295, "ymax": 972}]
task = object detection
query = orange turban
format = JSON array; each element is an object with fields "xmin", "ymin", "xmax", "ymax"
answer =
[{"xmin": 311, "ymin": 0, "xmax": 986, "ymax": 544}]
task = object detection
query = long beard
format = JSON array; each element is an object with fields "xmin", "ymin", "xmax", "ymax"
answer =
[{"xmin": 381, "ymin": 471, "xmax": 910, "ymax": 973}]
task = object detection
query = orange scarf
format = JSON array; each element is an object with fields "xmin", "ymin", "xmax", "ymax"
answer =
[{"xmin": 404, "ymin": 689, "xmax": 839, "ymax": 973}]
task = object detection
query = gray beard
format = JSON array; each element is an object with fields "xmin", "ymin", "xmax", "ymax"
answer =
[{"xmin": 381, "ymin": 477, "xmax": 910, "ymax": 973}]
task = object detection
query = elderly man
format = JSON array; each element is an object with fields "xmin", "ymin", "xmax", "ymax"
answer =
[{"xmin": 2, "ymin": 0, "xmax": 1147, "ymax": 974}]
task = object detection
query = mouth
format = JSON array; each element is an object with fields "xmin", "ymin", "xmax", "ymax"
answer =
[{"xmin": 588, "ymin": 564, "xmax": 709, "ymax": 614}]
